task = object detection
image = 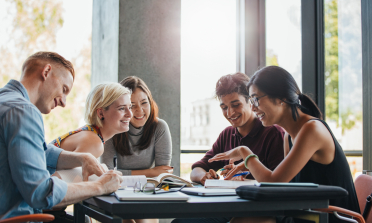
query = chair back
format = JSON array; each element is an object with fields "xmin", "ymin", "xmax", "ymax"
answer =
[{"xmin": 355, "ymin": 174, "xmax": 372, "ymax": 223}]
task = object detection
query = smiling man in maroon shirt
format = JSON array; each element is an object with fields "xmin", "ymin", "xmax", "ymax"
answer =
[{"xmin": 190, "ymin": 72, "xmax": 285, "ymax": 185}]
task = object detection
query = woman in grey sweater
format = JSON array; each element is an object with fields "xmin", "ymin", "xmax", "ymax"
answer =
[
  {"xmin": 101, "ymin": 76, "xmax": 172, "ymax": 177},
  {"xmin": 101, "ymin": 77, "xmax": 172, "ymax": 223}
]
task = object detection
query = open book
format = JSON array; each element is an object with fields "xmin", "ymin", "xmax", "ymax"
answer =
[
  {"xmin": 147, "ymin": 173, "xmax": 194, "ymax": 187},
  {"xmin": 204, "ymin": 179, "xmax": 257, "ymax": 189}
]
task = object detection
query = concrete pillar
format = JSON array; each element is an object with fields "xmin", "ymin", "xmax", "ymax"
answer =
[
  {"xmin": 92, "ymin": 0, "xmax": 181, "ymax": 180},
  {"xmin": 92, "ymin": 0, "xmax": 120, "ymax": 85}
]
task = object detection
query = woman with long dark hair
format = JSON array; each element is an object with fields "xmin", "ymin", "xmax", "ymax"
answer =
[
  {"xmin": 101, "ymin": 76, "xmax": 172, "ymax": 177},
  {"xmin": 209, "ymin": 66, "xmax": 359, "ymax": 223},
  {"xmin": 101, "ymin": 76, "xmax": 172, "ymax": 223}
]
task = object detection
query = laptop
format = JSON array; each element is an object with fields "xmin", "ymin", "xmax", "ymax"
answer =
[{"xmin": 180, "ymin": 187, "xmax": 237, "ymax": 196}]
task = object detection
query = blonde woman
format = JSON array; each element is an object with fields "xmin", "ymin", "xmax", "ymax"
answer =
[{"xmin": 50, "ymin": 83, "xmax": 133, "ymax": 159}]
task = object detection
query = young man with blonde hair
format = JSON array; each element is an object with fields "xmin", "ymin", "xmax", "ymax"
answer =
[{"xmin": 0, "ymin": 52, "xmax": 123, "ymax": 220}]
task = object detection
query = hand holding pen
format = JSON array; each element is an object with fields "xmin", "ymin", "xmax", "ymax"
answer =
[
  {"xmin": 113, "ymin": 156, "xmax": 117, "ymax": 171},
  {"xmin": 220, "ymin": 169, "xmax": 250, "ymax": 178},
  {"xmin": 220, "ymin": 159, "xmax": 250, "ymax": 179},
  {"xmin": 220, "ymin": 159, "xmax": 236, "ymax": 177}
]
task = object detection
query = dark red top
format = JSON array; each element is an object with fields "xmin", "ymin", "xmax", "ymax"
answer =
[{"xmin": 192, "ymin": 118, "xmax": 285, "ymax": 179}]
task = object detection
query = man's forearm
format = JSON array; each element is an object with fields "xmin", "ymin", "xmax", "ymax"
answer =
[
  {"xmin": 56, "ymin": 151, "xmax": 87, "ymax": 170},
  {"xmin": 190, "ymin": 167, "xmax": 207, "ymax": 183},
  {"xmin": 54, "ymin": 181, "xmax": 102, "ymax": 208}
]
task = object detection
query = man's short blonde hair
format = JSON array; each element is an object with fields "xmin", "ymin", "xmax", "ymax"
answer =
[
  {"xmin": 84, "ymin": 83, "xmax": 131, "ymax": 128},
  {"xmin": 22, "ymin": 51, "xmax": 75, "ymax": 80}
]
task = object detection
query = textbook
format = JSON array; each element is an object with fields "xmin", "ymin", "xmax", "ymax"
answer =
[
  {"xmin": 204, "ymin": 179, "xmax": 257, "ymax": 189},
  {"xmin": 147, "ymin": 173, "xmax": 194, "ymax": 187}
]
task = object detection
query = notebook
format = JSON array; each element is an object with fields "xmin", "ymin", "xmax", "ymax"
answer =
[
  {"xmin": 180, "ymin": 187, "xmax": 236, "ymax": 196},
  {"xmin": 114, "ymin": 189, "xmax": 189, "ymax": 202},
  {"xmin": 204, "ymin": 179, "xmax": 257, "ymax": 189},
  {"xmin": 57, "ymin": 167, "xmax": 147, "ymax": 188}
]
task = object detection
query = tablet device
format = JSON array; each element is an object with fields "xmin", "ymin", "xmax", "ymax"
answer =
[{"xmin": 180, "ymin": 187, "xmax": 236, "ymax": 196}]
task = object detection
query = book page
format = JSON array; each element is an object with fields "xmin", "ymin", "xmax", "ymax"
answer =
[
  {"xmin": 154, "ymin": 173, "xmax": 173, "ymax": 182},
  {"xmin": 204, "ymin": 179, "xmax": 257, "ymax": 189},
  {"xmin": 151, "ymin": 173, "xmax": 193, "ymax": 187},
  {"xmin": 155, "ymin": 173, "xmax": 188, "ymax": 183}
]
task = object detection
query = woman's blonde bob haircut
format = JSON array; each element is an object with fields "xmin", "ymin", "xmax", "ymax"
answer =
[{"xmin": 84, "ymin": 82, "xmax": 131, "ymax": 128}]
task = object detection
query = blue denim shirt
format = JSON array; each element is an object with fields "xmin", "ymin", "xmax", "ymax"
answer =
[{"xmin": 0, "ymin": 80, "xmax": 68, "ymax": 219}]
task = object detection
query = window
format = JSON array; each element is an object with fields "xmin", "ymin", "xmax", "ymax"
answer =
[
  {"xmin": 266, "ymin": 0, "xmax": 302, "ymax": 89},
  {"xmin": 324, "ymin": 0, "xmax": 362, "ymax": 178},
  {"xmin": 180, "ymin": 0, "xmax": 235, "ymax": 179}
]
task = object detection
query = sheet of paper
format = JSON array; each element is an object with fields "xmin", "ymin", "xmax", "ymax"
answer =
[
  {"xmin": 57, "ymin": 167, "xmax": 99, "ymax": 183},
  {"xmin": 121, "ymin": 175, "xmax": 147, "ymax": 187}
]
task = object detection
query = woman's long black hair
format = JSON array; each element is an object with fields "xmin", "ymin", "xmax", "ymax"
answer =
[
  {"xmin": 247, "ymin": 66, "xmax": 322, "ymax": 121},
  {"xmin": 112, "ymin": 76, "xmax": 159, "ymax": 156}
]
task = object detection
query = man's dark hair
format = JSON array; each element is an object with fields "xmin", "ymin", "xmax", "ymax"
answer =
[{"xmin": 215, "ymin": 72, "xmax": 250, "ymax": 102}]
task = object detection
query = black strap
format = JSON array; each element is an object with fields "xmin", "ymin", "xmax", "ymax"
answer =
[{"xmin": 363, "ymin": 193, "xmax": 372, "ymax": 219}]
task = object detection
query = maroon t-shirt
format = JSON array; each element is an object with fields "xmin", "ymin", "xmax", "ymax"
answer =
[{"xmin": 192, "ymin": 118, "xmax": 285, "ymax": 179}]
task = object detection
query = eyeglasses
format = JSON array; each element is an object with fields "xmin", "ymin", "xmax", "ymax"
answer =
[
  {"xmin": 249, "ymin": 95, "xmax": 267, "ymax": 107},
  {"xmin": 134, "ymin": 182, "xmax": 186, "ymax": 194},
  {"xmin": 134, "ymin": 182, "xmax": 156, "ymax": 194}
]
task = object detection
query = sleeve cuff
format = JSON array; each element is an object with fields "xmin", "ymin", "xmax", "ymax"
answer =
[
  {"xmin": 45, "ymin": 176, "xmax": 68, "ymax": 209},
  {"xmin": 45, "ymin": 143, "xmax": 63, "ymax": 174}
]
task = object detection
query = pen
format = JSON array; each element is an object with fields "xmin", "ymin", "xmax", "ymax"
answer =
[
  {"xmin": 223, "ymin": 171, "xmax": 250, "ymax": 178},
  {"xmin": 113, "ymin": 156, "xmax": 117, "ymax": 171},
  {"xmin": 232, "ymin": 171, "xmax": 250, "ymax": 177}
]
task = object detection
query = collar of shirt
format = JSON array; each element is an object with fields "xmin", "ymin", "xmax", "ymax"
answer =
[
  {"xmin": 128, "ymin": 122, "xmax": 144, "ymax": 136},
  {"xmin": 4, "ymin": 79, "xmax": 30, "ymax": 102},
  {"xmin": 232, "ymin": 118, "xmax": 263, "ymax": 139}
]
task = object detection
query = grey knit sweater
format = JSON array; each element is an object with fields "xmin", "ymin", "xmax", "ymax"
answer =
[{"xmin": 100, "ymin": 118, "xmax": 172, "ymax": 175}]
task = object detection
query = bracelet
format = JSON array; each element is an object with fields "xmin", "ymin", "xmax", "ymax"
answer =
[{"xmin": 244, "ymin": 154, "xmax": 258, "ymax": 169}]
